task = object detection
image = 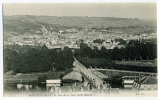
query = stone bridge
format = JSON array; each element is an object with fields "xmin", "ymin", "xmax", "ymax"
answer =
[{"xmin": 73, "ymin": 58, "xmax": 106, "ymax": 89}]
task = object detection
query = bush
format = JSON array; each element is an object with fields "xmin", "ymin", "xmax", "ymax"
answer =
[{"xmin": 37, "ymin": 75, "xmax": 47, "ymax": 82}]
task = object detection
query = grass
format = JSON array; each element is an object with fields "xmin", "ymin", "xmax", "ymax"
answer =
[{"xmin": 77, "ymin": 57, "xmax": 116, "ymax": 68}]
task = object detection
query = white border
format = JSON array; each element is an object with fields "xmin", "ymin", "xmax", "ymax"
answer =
[
  {"xmin": 0, "ymin": 0, "xmax": 159, "ymax": 100},
  {"xmin": 0, "ymin": 0, "xmax": 158, "ymax": 3}
]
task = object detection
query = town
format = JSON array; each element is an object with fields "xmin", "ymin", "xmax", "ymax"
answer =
[
  {"xmin": 4, "ymin": 23, "xmax": 156, "ymax": 50},
  {"xmin": 3, "ymin": 15, "xmax": 157, "ymax": 96}
]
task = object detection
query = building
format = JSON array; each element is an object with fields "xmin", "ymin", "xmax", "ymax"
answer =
[
  {"xmin": 123, "ymin": 80, "xmax": 134, "ymax": 89},
  {"xmin": 46, "ymin": 79, "xmax": 61, "ymax": 91},
  {"xmin": 122, "ymin": 76, "xmax": 139, "ymax": 89}
]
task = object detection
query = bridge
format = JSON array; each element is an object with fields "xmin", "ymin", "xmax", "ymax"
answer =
[
  {"xmin": 73, "ymin": 58, "xmax": 107, "ymax": 89},
  {"xmin": 73, "ymin": 58, "xmax": 157, "ymax": 89}
]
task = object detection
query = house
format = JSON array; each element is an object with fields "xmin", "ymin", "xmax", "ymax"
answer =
[
  {"xmin": 114, "ymin": 31, "xmax": 123, "ymax": 34},
  {"xmin": 23, "ymin": 41, "xmax": 35, "ymax": 46},
  {"xmin": 15, "ymin": 72, "xmax": 22, "ymax": 75},
  {"xmin": 90, "ymin": 43, "xmax": 102, "ymax": 50},
  {"xmin": 51, "ymin": 39, "xmax": 57, "ymax": 44},
  {"xmin": 15, "ymin": 41, "xmax": 23, "ymax": 46},
  {"xmin": 73, "ymin": 43, "xmax": 80, "ymax": 49},
  {"xmin": 123, "ymin": 80, "xmax": 134, "ymax": 89},
  {"xmin": 53, "ymin": 44, "xmax": 62, "ymax": 49}
]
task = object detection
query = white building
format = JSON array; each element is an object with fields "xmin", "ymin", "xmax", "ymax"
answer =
[{"xmin": 46, "ymin": 79, "xmax": 61, "ymax": 91}]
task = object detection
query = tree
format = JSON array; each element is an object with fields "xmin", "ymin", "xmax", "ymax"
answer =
[
  {"xmin": 93, "ymin": 39, "xmax": 105, "ymax": 44},
  {"xmin": 54, "ymin": 47, "xmax": 74, "ymax": 70}
]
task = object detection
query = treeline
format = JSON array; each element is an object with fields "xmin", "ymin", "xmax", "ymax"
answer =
[
  {"xmin": 74, "ymin": 39, "xmax": 157, "ymax": 61},
  {"xmin": 75, "ymin": 39, "xmax": 157, "ymax": 72},
  {"xmin": 4, "ymin": 45, "xmax": 74, "ymax": 73},
  {"xmin": 92, "ymin": 25, "xmax": 156, "ymax": 31}
]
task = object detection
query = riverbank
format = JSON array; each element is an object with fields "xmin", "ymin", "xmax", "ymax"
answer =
[{"xmin": 4, "ymin": 70, "xmax": 72, "ymax": 83}]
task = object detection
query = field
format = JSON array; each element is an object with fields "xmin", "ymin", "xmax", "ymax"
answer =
[
  {"xmin": 115, "ymin": 60, "xmax": 157, "ymax": 67},
  {"xmin": 4, "ymin": 70, "xmax": 72, "ymax": 83},
  {"xmin": 77, "ymin": 57, "xmax": 157, "ymax": 73},
  {"xmin": 76, "ymin": 57, "xmax": 116, "ymax": 68}
]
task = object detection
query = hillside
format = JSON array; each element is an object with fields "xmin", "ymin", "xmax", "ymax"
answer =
[{"xmin": 3, "ymin": 15, "xmax": 157, "ymax": 36}]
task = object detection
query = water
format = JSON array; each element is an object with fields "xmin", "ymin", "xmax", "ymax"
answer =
[
  {"xmin": 4, "ymin": 82, "xmax": 138, "ymax": 96},
  {"xmin": 4, "ymin": 83, "xmax": 47, "ymax": 93}
]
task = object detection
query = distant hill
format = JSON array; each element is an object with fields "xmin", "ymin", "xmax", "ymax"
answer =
[{"xmin": 3, "ymin": 15, "xmax": 157, "ymax": 35}]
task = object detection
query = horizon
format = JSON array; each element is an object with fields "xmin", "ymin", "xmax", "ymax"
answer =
[
  {"xmin": 3, "ymin": 3, "xmax": 157, "ymax": 20},
  {"xmin": 3, "ymin": 15, "xmax": 157, "ymax": 21}
]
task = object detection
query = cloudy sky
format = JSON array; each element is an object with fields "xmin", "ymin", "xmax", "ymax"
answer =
[{"xmin": 3, "ymin": 3, "xmax": 157, "ymax": 19}]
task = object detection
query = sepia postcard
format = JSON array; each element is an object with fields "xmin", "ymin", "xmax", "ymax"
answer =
[{"xmin": 2, "ymin": 2, "xmax": 158, "ymax": 97}]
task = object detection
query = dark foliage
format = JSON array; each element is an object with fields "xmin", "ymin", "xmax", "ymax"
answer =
[
  {"xmin": 37, "ymin": 75, "xmax": 47, "ymax": 82},
  {"xmin": 74, "ymin": 39, "xmax": 157, "ymax": 73},
  {"xmin": 74, "ymin": 39, "xmax": 157, "ymax": 61},
  {"xmin": 4, "ymin": 45, "xmax": 74, "ymax": 73},
  {"xmin": 93, "ymin": 39, "xmax": 105, "ymax": 44}
]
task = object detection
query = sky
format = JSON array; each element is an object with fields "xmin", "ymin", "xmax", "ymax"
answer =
[{"xmin": 3, "ymin": 3, "xmax": 157, "ymax": 20}]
